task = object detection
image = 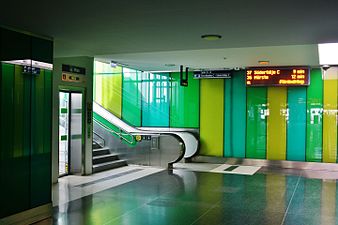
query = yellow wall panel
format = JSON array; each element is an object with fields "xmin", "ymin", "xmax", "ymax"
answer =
[
  {"xmin": 200, "ymin": 79, "xmax": 224, "ymax": 156},
  {"xmin": 267, "ymin": 87, "xmax": 287, "ymax": 160},
  {"xmin": 323, "ymin": 68, "xmax": 338, "ymax": 163}
]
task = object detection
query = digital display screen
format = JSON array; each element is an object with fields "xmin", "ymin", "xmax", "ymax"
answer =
[
  {"xmin": 246, "ymin": 67, "xmax": 310, "ymax": 86},
  {"xmin": 194, "ymin": 70, "xmax": 232, "ymax": 79}
]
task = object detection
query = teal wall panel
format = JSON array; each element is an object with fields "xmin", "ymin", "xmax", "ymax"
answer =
[
  {"xmin": 224, "ymin": 79, "xmax": 232, "ymax": 157},
  {"xmin": 232, "ymin": 71, "xmax": 246, "ymax": 157},
  {"xmin": 287, "ymin": 87, "xmax": 306, "ymax": 161},
  {"xmin": 122, "ymin": 68, "xmax": 141, "ymax": 126},
  {"xmin": 306, "ymin": 69, "xmax": 323, "ymax": 162},
  {"xmin": 170, "ymin": 72, "xmax": 199, "ymax": 128},
  {"xmin": 246, "ymin": 87, "xmax": 267, "ymax": 159},
  {"xmin": 142, "ymin": 73, "xmax": 170, "ymax": 127}
]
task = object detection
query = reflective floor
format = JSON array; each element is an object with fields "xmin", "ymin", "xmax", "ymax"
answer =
[{"xmin": 39, "ymin": 164, "xmax": 338, "ymax": 225}]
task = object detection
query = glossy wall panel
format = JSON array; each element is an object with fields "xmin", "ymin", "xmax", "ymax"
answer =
[
  {"xmin": 246, "ymin": 87, "xmax": 267, "ymax": 159},
  {"xmin": 0, "ymin": 27, "xmax": 53, "ymax": 218},
  {"xmin": 200, "ymin": 79, "xmax": 224, "ymax": 156},
  {"xmin": 267, "ymin": 87, "xmax": 287, "ymax": 160},
  {"xmin": 0, "ymin": 64, "xmax": 30, "ymax": 217},
  {"xmin": 141, "ymin": 73, "xmax": 170, "ymax": 127},
  {"xmin": 224, "ymin": 79, "xmax": 232, "ymax": 157},
  {"xmin": 306, "ymin": 69, "xmax": 323, "ymax": 162},
  {"xmin": 287, "ymin": 87, "xmax": 306, "ymax": 161},
  {"xmin": 31, "ymin": 69, "xmax": 52, "ymax": 207},
  {"xmin": 170, "ymin": 72, "xmax": 199, "ymax": 128},
  {"xmin": 231, "ymin": 71, "xmax": 246, "ymax": 158},
  {"xmin": 122, "ymin": 68, "xmax": 141, "ymax": 126},
  {"xmin": 322, "ymin": 68, "xmax": 338, "ymax": 163}
]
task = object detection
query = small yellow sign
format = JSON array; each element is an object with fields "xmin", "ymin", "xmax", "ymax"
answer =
[{"xmin": 135, "ymin": 135, "xmax": 142, "ymax": 142}]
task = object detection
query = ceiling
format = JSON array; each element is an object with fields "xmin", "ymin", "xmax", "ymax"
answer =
[{"xmin": 1, "ymin": 0, "xmax": 338, "ymax": 71}]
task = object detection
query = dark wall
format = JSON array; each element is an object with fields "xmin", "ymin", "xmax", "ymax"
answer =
[{"xmin": 0, "ymin": 27, "xmax": 53, "ymax": 218}]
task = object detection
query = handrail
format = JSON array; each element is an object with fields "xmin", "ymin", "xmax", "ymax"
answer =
[
  {"xmin": 93, "ymin": 117, "xmax": 135, "ymax": 145},
  {"xmin": 93, "ymin": 131, "xmax": 105, "ymax": 147}
]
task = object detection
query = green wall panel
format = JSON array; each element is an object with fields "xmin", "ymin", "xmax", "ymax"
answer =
[
  {"xmin": 287, "ymin": 87, "xmax": 307, "ymax": 161},
  {"xmin": 246, "ymin": 87, "xmax": 267, "ymax": 159},
  {"xmin": 31, "ymin": 69, "xmax": 52, "ymax": 207},
  {"xmin": 224, "ymin": 79, "xmax": 232, "ymax": 157},
  {"xmin": 232, "ymin": 71, "xmax": 246, "ymax": 158},
  {"xmin": 122, "ymin": 68, "xmax": 141, "ymax": 126},
  {"xmin": 101, "ymin": 72, "xmax": 122, "ymax": 118},
  {"xmin": 267, "ymin": 87, "xmax": 287, "ymax": 160},
  {"xmin": 141, "ymin": 73, "xmax": 170, "ymax": 127},
  {"xmin": 0, "ymin": 64, "xmax": 30, "ymax": 217},
  {"xmin": 170, "ymin": 72, "xmax": 199, "ymax": 128},
  {"xmin": 306, "ymin": 69, "xmax": 323, "ymax": 162},
  {"xmin": 200, "ymin": 79, "xmax": 224, "ymax": 156}
]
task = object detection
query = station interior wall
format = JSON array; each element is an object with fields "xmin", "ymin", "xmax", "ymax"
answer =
[{"xmin": 94, "ymin": 60, "xmax": 338, "ymax": 164}]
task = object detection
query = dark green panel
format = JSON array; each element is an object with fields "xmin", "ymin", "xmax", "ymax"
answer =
[
  {"xmin": 31, "ymin": 37, "xmax": 53, "ymax": 64},
  {"xmin": 224, "ymin": 79, "xmax": 232, "ymax": 157},
  {"xmin": 0, "ymin": 28, "xmax": 30, "ymax": 61},
  {"xmin": 0, "ymin": 64, "xmax": 30, "ymax": 218},
  {"xmin": 122, "ymin": 68, "xmax": 141, "ymax": 126},
  {"xmin": 246, "ymin": 87, "xmax": 267, "ymax": 159},
  {"xmin": 170, "ymin": 72, "xmax": 199, "ymax": 128},
  {"xmin": 232, "ymin": 71, "xmax": 246, "ymax": 157},
  {"xmin": 306, "ymin": 69, "xmax": 323, "ymax": 162},
  {"xmin": 30, "ymin": 69, "xmax": 51, "ymax": 207}
]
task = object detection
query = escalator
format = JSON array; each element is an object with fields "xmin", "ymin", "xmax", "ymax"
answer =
[{"xmin": 93, "ymin": 102, "xmax": 199, "ymax": 169}]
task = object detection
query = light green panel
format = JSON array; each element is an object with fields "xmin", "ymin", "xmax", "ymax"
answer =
[
  {"xmin": 246, "ymin": 87, "xmax": 267, "ymax": 159},
  {"xmin": 122, "ymin": 68, "xmax": 141, "ymax": 126},
  {"xmin": 170, "ymin": 72, "xmax": 199, "ymax": 128},
  {"xmin": 267, "ymin": 87, "xmax": 287, "ymax": 160},
  {"xmin": 224, "ymin": 79, "xmax": 232, "ymax": 157},
  {"xmin": 101, "ymin": 70, "xmax": 122, "ymax": 118},
  {"xmin": 200, "ymin": 79, "xmax": 224, "ymax": 156},
  {"xmin": 306, "ymin": 69, "xmax": 323, "ymax": 162},
  {"xmin": 323, "ymin": 68, "xmax": 338, "ymax": 163}
]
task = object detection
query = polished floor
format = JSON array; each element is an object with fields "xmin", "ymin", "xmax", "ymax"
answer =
[{"xmin": 38, "ymin": 163, "xmax": 338, "ymax": 225}]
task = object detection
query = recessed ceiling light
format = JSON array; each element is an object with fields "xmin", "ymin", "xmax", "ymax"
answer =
[
  {"xmin": 201, "ymin": 34, "xmax": 222, "ymax": 41},
  {"xmin": 258, "ymin": 60, "xmax": 270, "ymax": 65}
]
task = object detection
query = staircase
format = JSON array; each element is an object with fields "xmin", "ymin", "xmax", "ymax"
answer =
[{"xmin": 92, "ymin": 140, "xmax": 128, "ymax": 173}]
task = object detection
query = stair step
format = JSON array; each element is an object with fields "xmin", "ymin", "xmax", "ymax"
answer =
[
  {"xmin": 93, "ymin": 147, "xmax": 110, "ymax": 156},
  {"xmin": 93, "ymin": 153, "xmax": 119, "ymax": 164},
  {"xmin": 92, "ymin": 160, "xmax": 128, "ymax": 173}
]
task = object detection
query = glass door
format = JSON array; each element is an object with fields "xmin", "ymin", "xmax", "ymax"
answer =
[
  {"xmin": 59, "ymin": 91, "xmax": 83, "ymax": 176},
  {"xmin": 59, "ymin": 92, "xmax": 70, "ymax": 176}
]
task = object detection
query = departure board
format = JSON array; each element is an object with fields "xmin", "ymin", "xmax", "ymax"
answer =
[{"xmin": 246, "ymin": 67, "xmax": 310, "ymax": 86}]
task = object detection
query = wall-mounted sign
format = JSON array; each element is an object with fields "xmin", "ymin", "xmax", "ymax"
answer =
[
  {"xmin": 62, "ymin": 64, "xmax": 86, "ymax": 75},
  {"xmin": 246, "ymin": 67, "xmax": 310, "ymax": 86},
  {"xmin": 23, "ymin": 66, "xmax": 40, "ymax": 75},
  {"xmin": 61, "ymin": 73, "xmax": 86, "ymax": 83},
  {"xmin": 194, "ymin": 70, "xmax": 232, "ymax": 79}
]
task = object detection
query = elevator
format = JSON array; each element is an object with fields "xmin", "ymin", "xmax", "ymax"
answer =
[{"xmin": 58, "ymin": 90, "xmax": 85, "ymax": 176}]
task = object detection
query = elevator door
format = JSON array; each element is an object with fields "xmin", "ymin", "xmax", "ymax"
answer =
[{"xmin": 59, "ymin": 91, "xmax": 83, "ymax": 176}]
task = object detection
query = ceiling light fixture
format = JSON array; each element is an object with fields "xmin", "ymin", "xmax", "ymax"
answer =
[
  {"xmin": 201, "ymin": 34, "xmax": 222, "ymax": 41},
  {"xmin": 258, "ymin": 60, "xmax": 270, "ymax": 65}
]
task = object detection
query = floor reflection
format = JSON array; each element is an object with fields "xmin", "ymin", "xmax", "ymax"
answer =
[{"xmin": 41, "ymin": 166, "xmax": 338, "ymax": 225}]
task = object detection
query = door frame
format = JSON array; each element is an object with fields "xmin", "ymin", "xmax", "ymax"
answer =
[{"xmin": 58, "ymin": 86, "xmax": 86, "ymax": 176}]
